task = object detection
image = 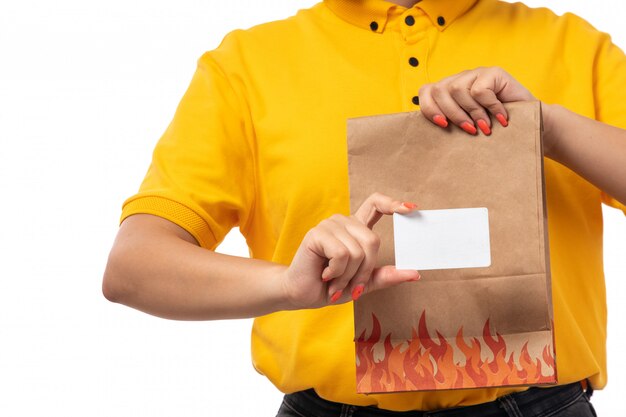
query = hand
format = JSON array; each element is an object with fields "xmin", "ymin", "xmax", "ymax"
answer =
[
  {"xmin": 281, "ymin": 192, "xmax": 421, "ymax": 309},
  {"xmin": 419, "ymin": 67, "xmax": 535, "ymax": 135}
]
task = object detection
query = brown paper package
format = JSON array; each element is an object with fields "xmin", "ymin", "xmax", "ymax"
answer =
[{"xmin": 347, "ymin": 101, "xmax": 556, "ymax": 393}]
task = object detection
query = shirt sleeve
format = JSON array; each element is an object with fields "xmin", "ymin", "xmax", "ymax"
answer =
[
  {"xmin": 593, "ymin": 31, "xmax": 626, "ymax": 214},
  {"xmin": 120, "ymin": 52, "xmax": 256, "ymax": 249}
]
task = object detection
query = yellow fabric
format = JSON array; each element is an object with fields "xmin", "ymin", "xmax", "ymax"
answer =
[{"xmin": 121, "ymin": 0, "xmax": 626, "ymax": 410}]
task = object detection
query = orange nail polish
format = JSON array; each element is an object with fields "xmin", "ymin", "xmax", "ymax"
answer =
[
  {"xmin": 330, "ymin": 290, "xmax": 343, "ymax": 303},
  {"xmin": 477, "ymin": 119, "xmax": 491, "ymax": 135},
  {"xmin": 402, "ymin": 202, "xmax": 418, "ymax": 209},
  {"xmin": 496, "ymin": 113, "xmax": 508, "ymax": 127},
  {"xmin": 351, "ymin": 285, "xmax": 365, "ymax": 301},
  {"xmin": 461, "ymin": 121, "xmax": 477, "ymax": 135},
  {"xmin": 433, "ymin": 114, "xmax": 448, "ymax": 128}
]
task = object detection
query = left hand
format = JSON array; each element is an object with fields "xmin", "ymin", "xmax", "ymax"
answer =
[
  {"xmin": 420, "ymin": 67, "xmax": 626, "ymax": 206},
  {"xmin": 418, "ymin": 67, "xmax": 535, "ymax": 135}
]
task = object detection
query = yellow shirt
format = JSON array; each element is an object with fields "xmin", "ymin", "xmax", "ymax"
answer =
[{"xmin": 121, "ymin": 0, "xmax": 626, "ymax": 410}]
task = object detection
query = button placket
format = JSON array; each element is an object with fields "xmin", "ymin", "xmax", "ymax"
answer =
[
  {"xmin": 402, "ymin": 38, "xmax": 430, "ymax": 109},
  {"xmin": 398, "ymin": 11, "xmax": 430, "ymax": 109},
  {"xmin": 400, "ymin": 9, "xmax": 429, "ymax": 44}
]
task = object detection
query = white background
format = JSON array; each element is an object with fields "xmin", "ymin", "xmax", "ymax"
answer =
[{"xmin": 0, "ymin": 0, "xmax": 624, "ymax": 415}]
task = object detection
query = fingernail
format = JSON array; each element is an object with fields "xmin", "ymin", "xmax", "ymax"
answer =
[
  {"xmin": 402, "ymin": 202, "xmax": 418, "ymax": 209},
  {"xmin": 330, "ymin": 290, "xmax": 343, "ymax": 303},
  {"xmin": 460, "ymin": 121, "xmax": 477, "ymax": 135},
  {"xmin": 398, "ymin": 269, "xmax": 421, "ymax": 281},
  {"xmin": 496, "ymin": 113, "xmax": 508, "ymax": 127},
  {"xmin": 321, "ymin": 268, "xmax": 331, "ymax": 281},
  {"xmin": 407, "ymin": 272, "xmax": 421, "ymax": 282},
  {"xmin": 433, "ymin": 114, "xmax": 448, "ymax": 128},
  {"xmin": 351, "ymin": 285, "xmax": 365, "ymax": 301},
  {"xmin": 476, "ymin": 119, "xmax": 491, "ymax": 135}
]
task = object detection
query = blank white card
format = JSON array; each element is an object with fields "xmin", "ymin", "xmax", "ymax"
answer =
[{"xmin": 393, "ymin": 208, "xmax": 491, "ymax": 270}]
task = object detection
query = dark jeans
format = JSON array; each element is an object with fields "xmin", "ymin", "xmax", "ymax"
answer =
[{"xmin": 276, "ymin": 382, "xmax": 597, "ymax": 417}]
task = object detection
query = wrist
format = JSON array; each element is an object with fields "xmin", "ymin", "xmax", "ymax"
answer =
[
  {"xmin": 541, "ymin": 102, "xmax": 564, "ymax": 160},
  {"xmin": 276, "ymin": 264, "xmax": 302, "ymax": 311}
]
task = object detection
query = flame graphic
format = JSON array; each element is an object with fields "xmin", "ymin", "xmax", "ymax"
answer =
[{"xmin": 355, "ymin": 311, "xmax": 556, "ymax": 393}]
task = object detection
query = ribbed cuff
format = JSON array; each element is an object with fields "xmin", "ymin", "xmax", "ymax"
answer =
[{"xmin": 121, "ymin": 195, "xmax": 217, "ymax": 249}]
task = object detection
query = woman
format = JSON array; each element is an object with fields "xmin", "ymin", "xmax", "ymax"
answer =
[{"xmin": 103, "ymin": 0, "xmax": 626, "ymax": 415}]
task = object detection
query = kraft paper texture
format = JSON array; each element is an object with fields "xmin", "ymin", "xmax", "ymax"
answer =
[{"xmin": 347, "ymin": 101, "xmax": 556, "ymax": 393}]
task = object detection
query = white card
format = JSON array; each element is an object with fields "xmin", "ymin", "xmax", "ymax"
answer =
[{"xmin": 393, "ymin": 208, "xmax": 491, "ymax": 270}]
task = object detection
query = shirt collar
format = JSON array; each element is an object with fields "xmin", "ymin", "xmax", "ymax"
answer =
[{"xmin": 324, "ymin": 0, "xmax": 479, "ymax": 33}]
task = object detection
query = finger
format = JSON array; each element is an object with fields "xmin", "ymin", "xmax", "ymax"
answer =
[
  {"xmin": 471, "ymin": 67, "xmax": 535, "ymax": 127},
  {"xmin": 353, "ymin": 192, "xmax": 418, "ymax": 229},
  {"xmin": 307, "ymin": 226, "xmax": 350, "ymax": 284},
  {"xmin": 430, "ymin": 80, "xmax": 478, "ymax": 135},
  {"xmin": 341, "ymin": 220, "xmax": 381, "ymax": 301},
  {"xmin": 418, "ymin": 84, "xmax": 449, "ymax": 128},
  {"xmin": 366, "ymin": 265, "xmax": 421, "ymax": 294},
  {"xmin": 448, "ymin": 73, "xmax": 493, "ymax": 135},
  {"xmin": 323, "ymin": 224, "xmax": 367, "ymax": 297},
  {"xmin": 469, "ymin": 76, "xmax": 507, "ymax": 126},
  {"xmin": 468, "ymin": 73, "xmax": 508, "ymax": 127}
]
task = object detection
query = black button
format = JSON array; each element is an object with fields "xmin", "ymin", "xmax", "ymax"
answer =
[
  {"xmin": 412, "ymin": 96, "xmax": 420, "ymax": 105},
  {"xmin": 405, "ymin": 15, "xmax": 415, "ymax": 26},
  {"xmin": 408, "ymin": 57, "xmax": 419, "ymax": 67},
  {"xmin": 370, "ymin": 21, "xmax": 379, "ymax": 31},
  {"xmin": 437, "ymin": 16, "xmax": 446, "ymax": 26}
]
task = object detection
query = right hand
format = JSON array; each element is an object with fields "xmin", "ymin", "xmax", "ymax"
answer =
[{"xmin": 281, "ymin": 192, "xmax": 421, "ymax": 309}]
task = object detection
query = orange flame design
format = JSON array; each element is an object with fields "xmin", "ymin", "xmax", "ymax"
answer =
[{"xmin": 355, "ymin": 311, "xmax": 556, "ymax": 393}]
